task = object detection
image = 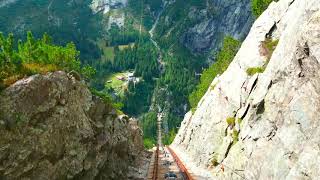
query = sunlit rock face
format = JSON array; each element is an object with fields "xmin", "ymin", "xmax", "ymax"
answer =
[{"xmin": 173, "ymin": 0, "xmax": 320, "ymax": 179}]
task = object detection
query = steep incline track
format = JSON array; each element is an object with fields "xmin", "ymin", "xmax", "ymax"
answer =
[{"xmin": 147, "ymin": 112, "xmax": 194, "ymax": 179}]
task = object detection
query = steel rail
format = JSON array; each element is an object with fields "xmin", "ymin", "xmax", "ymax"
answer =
[{"xmin": 167, "ymin": 146, "xmax": 193, "ymax": 180}]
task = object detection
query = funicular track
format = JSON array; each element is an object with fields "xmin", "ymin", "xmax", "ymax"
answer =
[{"xmin": 147, "ymin": 114, "xmax": 193, "ymax": 180}]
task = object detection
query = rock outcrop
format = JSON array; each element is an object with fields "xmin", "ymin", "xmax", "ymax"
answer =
[
  {"xmin": 0, "ymin": 71, "xmax": 149, "ymax": 180},
  {"xmin": 90, "ymin": 0, "xmax": 127, "ymax": 14},
  {"xmin": 173, "ymin": 0, "xmax": 320, "ymax": 179},
  {"xmin": 0, "ymin": 0, "xmax": 18, "ymax": 8}
]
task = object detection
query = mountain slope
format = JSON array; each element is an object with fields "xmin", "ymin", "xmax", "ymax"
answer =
[
  {"xmin": 172, "ymin": 0, "xmax": 320, "ymax": 178},
  {"xmin": 154, "ymin": 0, "xmax": 253, "ymax": 54},
  {"xmin": 0, "ymin": 0, "xmax": 102, "ymax": 61}
]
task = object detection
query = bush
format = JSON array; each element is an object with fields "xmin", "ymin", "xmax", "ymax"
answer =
[
  {"xmin": 189, "ymin": 36, "xmax": 240, "ymax": 110},
  {"xmin": 232, "ymin": 129, "xmax": 239, "ymax": 144},
  {"xmin": 246, "ymin": 38, "xmax": 279, "ymax": 76},
  {"xmin": 0, "ymin": 32, "xmax": 95, "ymax": 87},
  {"xmin": 226, "ymin": 117, "xmax": 236, "ymax": 126},
  {"xmin": 262, "ymin": 38, "xmax": 279, "ymax": 60},
  {"xmin": 211, "ymin": 157, "xmax": 219, "ymax": 166},
  {"xmin": 252, "ymin": 0, "xmax": 276, "ymax": 17},
  {"xmin": 143, "ymin": 138, "xmax": 155, "ymax": 149},
  {"xmin": 246, "ymin": 67, "xmax": 265, "ymax": 76}
]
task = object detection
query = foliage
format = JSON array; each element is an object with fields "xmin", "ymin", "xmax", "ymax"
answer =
[
  {"xmin": 226, "ymin": 117, "xmax": 236, "ymax": 126},
  {"xmin": 232, "ymin": 129, "xmax": 239, "ymax": 144},
  {"xmin": 81, "ymin": 65, "xmax": 97, "ymax": 79},
  {"xmin": 163, "ymin": 129, "xmax": 177, "ymax": 145},
  {"xmin": 153, "ymin": 0, "xmax": 206, "ymax": 50},
  {"xmin": 127, "ymin": 0, "xmax": 163, "ymax": 30},
  {"xmin": 262, "ymin": 38, "xmax": 279, "ymax": 60},
  {"xmin": 252, "ymin": 0, "xmax": 278, "ymax": 17},
  {"xmin": 246, "ymin": 38, "xmax": 279, "ymax": 76},
  {"xmin": 189, "ymin": 36, "xmax": 240, "ymax": 110},
  {"xmin": 0, "ymin": 0, "xmax": 103, "ymax": 61},
  {"xmin": 90, "ymin": 88, "xmax": 124, "ymax": 112},
  {"xmin": 211, "ymin": 157, "xmax": 219, "ymax": 166},
  {"xmin": 0, "ymin": 32, "xmax": 95, "ymax": 87},
  {"xmin": 140, "ymin": 111, "xmax": 158, "ymax": 148},
  {"xmin": 160, "ymin": 55, "xmax": 197, "ymax": 107},
  {"xmin": 113, "ymin": 41, "xmax": 159, "ymax": 82},
  {"xmin": 143, "ymin": 138, "xmax": 155, "ymax": 149},
  {"xmin": 107, "ymin": 22, "xmax": 145, "ymax": 46},
  {"xmin": 246, "ymin": 66, "xmax": 265, "ymax": 76},
  {"xmin": 122, "ymin": 81, "xmax": 156, "ymax": 115}
]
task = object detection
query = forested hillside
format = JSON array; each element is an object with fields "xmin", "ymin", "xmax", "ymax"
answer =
[
  {"xmin": 0, "ymin": 0, "xmax": 102, "ymax": 61},
  {"xmin": 0, "ymin": 0, "xmax": 254, "ymax": 148}
]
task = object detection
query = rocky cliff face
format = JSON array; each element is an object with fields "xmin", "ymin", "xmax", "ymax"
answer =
[
  {"xmin": 0, "ymin": 0, "xmax": 18, "ymax": 8},
  {"xmin": 181, "ymin": 0, "xmax": 254, "ymax": 54},
  {"xmin": 173, "ymin": 0, "xmax": 320, "ymax": 179},
  {"xmin": 0, "ymin": 71, "xmax": 148, "ymax": 180},
  {"xmin": 91, "ymin": 0, "xmax": 127, "ymax": 14}
]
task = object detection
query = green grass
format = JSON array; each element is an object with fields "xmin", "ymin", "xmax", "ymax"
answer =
[{"xmin": 104, "ymin": 72, "xmax": 131, "ymax": 96}]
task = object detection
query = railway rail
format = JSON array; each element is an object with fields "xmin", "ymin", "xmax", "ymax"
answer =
[{"xmin": 147, "ymin": 114, "xmax": 193, "ymax": 180}]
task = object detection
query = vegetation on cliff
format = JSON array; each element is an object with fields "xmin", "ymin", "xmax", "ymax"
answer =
[
  {"xmin": 252, "ymin": 0, "xmax": 278, "ymax": 17},
  {"xmin": 0, "ymin": 32, "xmax": 95, "ymax": 89},
  {"xmin": 188, "ymin": 36, "xmax": 240, "ymax": 110}
]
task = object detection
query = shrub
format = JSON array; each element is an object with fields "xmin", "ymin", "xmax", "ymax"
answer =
[
  {"xmin": 246, "ymin": 38, "xmax": 279, "ymax": 76},
  {"xmin": 0, "ymin": 32, "xmax": 95, "ymax": 88},
  {"xmin": 252, "ymin": 0, "xmax": 277, "ymax": 17},
  {"xmin": 246, "ymin": 67, "xmax": 265, "ymax": 76},
  {"xmin": 262, "ymin": 38, "xmax": 279, "ymax": 60},
  {"xmin": 143, "ymin": 138, "xmax": 155, "ymax": 149},
  {"xmin": 226, "ymin": 117, "xmax": 236, "ymax": 126},
  {"xmin": 237, "ymin": 118, "xmax": 243, "ymax": 124},
  {"xmin": 211, "ymin": 157, "xmax": 219, "ymax": 166},
  {"xmin": 232, "ymin": 129, "xmax": 239, "ymax": 144}
]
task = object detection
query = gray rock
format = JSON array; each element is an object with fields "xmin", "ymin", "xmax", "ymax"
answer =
[
  {"xmin": 181, "ymin": 0, "xmax": 254, "ymax": 54},
  {"xmin": 173, "ymin": 0, "xmax": 320, "ymax": 179},
  {"xmin": 0, "ymin": 71, "xmax": 149, "ymax": 180}
]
